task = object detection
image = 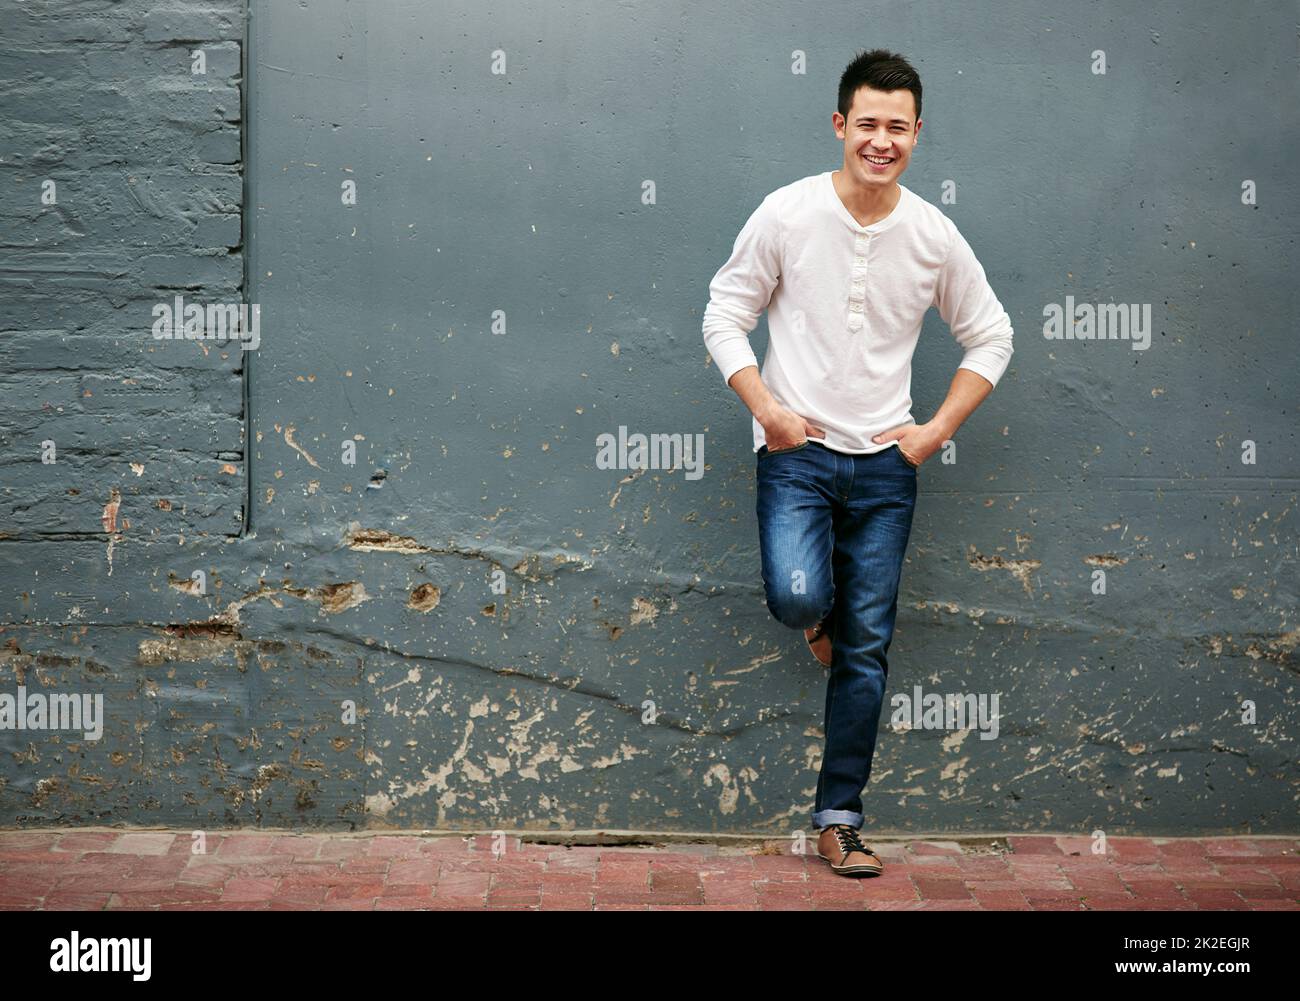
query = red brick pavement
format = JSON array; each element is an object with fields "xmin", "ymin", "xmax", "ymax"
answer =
[{"xmin": 0, "ymin": 830, "xmax": 1296, "ymax": 911}]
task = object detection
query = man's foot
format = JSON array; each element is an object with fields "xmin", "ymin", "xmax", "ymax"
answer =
[
  {"xmin": 804, "ymin": 616, "xmax": 833, "ymax": 666},
  {"xmin": 816, "ymin": 824, "xmax": 883, "ymax": 877}
]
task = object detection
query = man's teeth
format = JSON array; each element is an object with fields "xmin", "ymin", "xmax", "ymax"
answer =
[{"xmin": 863, "ymin": 154, "xmax": 893, "ymax": 164}]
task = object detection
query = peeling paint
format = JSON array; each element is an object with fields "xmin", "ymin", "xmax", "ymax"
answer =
[
  {"xmin": 282, "ymin": 424, "xmax": 322, "ymax": 468},
  {"xmin": 407, "ymin": 583, "xmax": 441, "ymax": 612},
  {"xmin": 966, "ymin": 546, "xmax": 1042, "ymax": 594}
]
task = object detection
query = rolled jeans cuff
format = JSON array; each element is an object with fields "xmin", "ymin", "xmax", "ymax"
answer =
[{"xmin": 812, "ymin": 808, "xmax": 863, "ymax": 830}]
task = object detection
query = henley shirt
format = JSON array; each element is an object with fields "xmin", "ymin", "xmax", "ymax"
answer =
[{"xmin": 702, "ymin": 170, "xmax": 1014, "ymax": 454}]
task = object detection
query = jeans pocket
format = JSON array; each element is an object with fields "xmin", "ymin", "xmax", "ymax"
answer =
[
  {"xmin": 759, "ymin": 439, "xmax": 810, "ymax": 459},
  {"xmin": 895, "ymin": 444, "xmax": 919, "ymax": 469}
]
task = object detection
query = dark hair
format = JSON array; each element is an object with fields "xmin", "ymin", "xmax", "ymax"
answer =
[{"xmin": 837, "ymin": 49, "xmax": 922, "ymax": 125}]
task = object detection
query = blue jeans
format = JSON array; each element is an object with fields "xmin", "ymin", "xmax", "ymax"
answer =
[{"xmin": 755, "ymin": 437, "xmax": 918, "ymax": 831}]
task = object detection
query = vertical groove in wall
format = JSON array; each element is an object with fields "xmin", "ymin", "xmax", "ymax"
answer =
[{"xmin": 239, "ymin": 0, "xmax": 254, "ymax": 538}]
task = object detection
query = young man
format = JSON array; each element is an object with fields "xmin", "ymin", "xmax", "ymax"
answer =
[{"xmin": 701, "ymin": 50, "xmax": 1014, "ymax": 877}]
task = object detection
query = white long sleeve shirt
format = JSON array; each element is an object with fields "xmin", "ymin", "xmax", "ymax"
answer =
[{"xmin": 702, "ymin": 170, "xmax": 1014, "ymax": 454}]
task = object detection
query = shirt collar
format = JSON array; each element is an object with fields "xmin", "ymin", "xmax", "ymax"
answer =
[{"xmin": 824, "ymin": 171, "xmax": 910, "ymax": 235}]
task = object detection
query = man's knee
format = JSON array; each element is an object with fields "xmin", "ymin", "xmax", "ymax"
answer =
[{"xmin": 765, "ymin": 588, "xmax": 832, "ymax": 629}]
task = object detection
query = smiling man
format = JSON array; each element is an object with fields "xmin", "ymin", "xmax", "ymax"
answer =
[{"xmin": 701, "ymin": 49, "xmax": 1014, "ymax": 877}]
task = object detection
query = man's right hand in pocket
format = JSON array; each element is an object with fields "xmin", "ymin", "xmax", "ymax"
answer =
[{"xmin": 760, "ymin": 404, "xmax": 826, "ymax": 451}]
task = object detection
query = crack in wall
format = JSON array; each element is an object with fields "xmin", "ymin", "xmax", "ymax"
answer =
[{"xmin": 341, "ymin": 522, "xmax": 594, "ymax": 582}]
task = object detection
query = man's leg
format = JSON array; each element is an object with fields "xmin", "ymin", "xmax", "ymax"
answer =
[
  {"xmin": 811, "ymin": 445, "xmax": 918, "ymax": 831},
  {"xmin": 754, "ymin": 441, "xmax": 836, "ymax": 632}
]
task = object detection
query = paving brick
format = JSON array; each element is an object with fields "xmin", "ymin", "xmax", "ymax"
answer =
[
  {"xmin": 317, "ymin": 899, "xmax": 378, "ymax": 910},
  {"xmin": 337, "ymin": 857, "xmax": 391, "ymax": 875},
  {"xmin": 650, "ymin": 870, "xmax": 702, "ymax": 894},
  {"xmin": 0, "ymin": 833, "xmax": 58, "ymax": 851},
  {"xmin": 955, "ymin": 857, "xmax": 1012, "ymax": 879},
  {"xmin": 106, "ymin": 886, "xmax": 223, "ymax": 907},
  {"xmin": 702, "ymin": 885, "xmax": 759, "ymax": 905},
  {"xmin": 592, "ymin": 889, "xmax": 668, "ymax": 906},
  {"xmin": 1, "ymin": 872, "xmax": 61, "ymax": 897},
  {"xmin": 169, "ymin": 901, "xmax": 269, "ymax": 911},
  {"xmin": 269, "ymin": 836, "xmax": 323, "ymax": 858},
  {"xmin": 806, "ymin": 894, "xmax": 869, "ymax": 910},
  {"xmin": 847, "ymin": 880, "xmax": 919, "ymax": 902},
  {"xmin": 917, "ymin": 900, "xmax": 983, "ymax": 910},
  {"xmin": 867, "ymin": 900, "xmax": 930, "ymax": 910},
  {"xmin": 907, "ymin": 840, "xmax": 964, "ymax": 856},
  {"xmin": 372, "ymin": 896, "xmax": 438, "ymax": 910},
  {"xmin": 911, "ymin": 876, "xmax": 973, "ymax": 899},
  {"xmin": 40, "ymin": 890, "xmax": 114, "ymax": 909},
  {"xmin": 214, "ymin": 836, "xmax": 280, "ymax": 858},
  {"xmin": 107, "ymin": 833, "xmax": 176, "ymax": 856},
  {"xmin": 435, "ymin": 871, "xmax": 491, "ymax": 896},
  {"xmin": 1065, "ymin": 873, "xmax": 1131, "ymax": 895},
  {"xmin": 315, "ymin": 839, "xmax": 370, "ymax": 861},
  {"xmin": 970, "ymin": 889, "xmax": 1030, "ymax": 909},
  {"xmin": 52, "ymin": 832, "xmax": 121, "ymax": 853},
  {"xmin": 0, "ymin": 898, "xmax": 42, "ymax": 910},
  {"xmin": 386, "ymin": 859, "xmax": 438, "ymax": 884},
  {"xmin": 430, "ymin": 887, "xmax": 488, "ymax": 907},
  {"xmin": 1007, "ymin": 836, "xmax": 1067, "ymax": 855},
  {"xmin": 539, "ymin": 893, "xmax": 595, "ymax": 910},
  {"xmin": 364, "ymin": 836, "xmax": 427, "ymax": 859},
  {"xmin": 1106, "ymin": 838, "xmax": 1163, "ymax": 860},
  {"xmin": 1121, "ymin": 878, "xmax": 1186, "ymax": 899},
  {"xmin": 1236, "ymin": 885, "xmax": 1292, "ymax": 900},
  {"xmin": 1182, "ymin": 889, "xmax": 1247, "ymax": 909},
  {"xmin": 539, "ymin": 872, "xmax": 595, "ymax": 892},
  {"xmin": 220, "ymin": 877, "xmax": 279, "ymax": 902},
  {"xmin": 1201, "ymin": 839, "xmax": 1264, "ymax": 856},
  {"xmin": 1152, "ymin": 838, "xmax": 1209, "ymax": 857}
]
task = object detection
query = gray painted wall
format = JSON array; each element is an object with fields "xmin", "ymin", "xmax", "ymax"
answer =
[{"xmin": 1, "ymin": 0, "xmax": 1296, "ymax": 836}]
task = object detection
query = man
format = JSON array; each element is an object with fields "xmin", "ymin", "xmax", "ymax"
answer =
[{"xmin": 701, "ymin": 49, "xmax": 1014, "ymax": 877}]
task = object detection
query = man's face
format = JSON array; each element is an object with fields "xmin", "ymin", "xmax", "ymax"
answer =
[{"xmin": 834, "ymin": 85, "xmax": 920, "ymax": 186}]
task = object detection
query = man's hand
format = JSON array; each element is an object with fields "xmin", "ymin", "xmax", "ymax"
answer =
[
  {"xmin": 872, "ymin": 421, "xmax": 945, "ymax": 467},
  {"xmin": 761, "ymin": 403, "xmax": 826, "ymax": 452}
]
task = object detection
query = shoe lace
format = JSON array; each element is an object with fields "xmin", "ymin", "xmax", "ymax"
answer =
[{"xmin": 832, "ymin": 824, "xmax": 869, "ymax": 856}]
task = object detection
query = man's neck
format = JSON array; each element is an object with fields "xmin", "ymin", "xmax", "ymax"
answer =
[{"xmin": 831, "ymin": 169, "xmax": 901, "ymax": 228}]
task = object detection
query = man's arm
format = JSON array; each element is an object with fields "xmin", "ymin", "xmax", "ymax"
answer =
[
  {"xmin": 701, "ymin": 194, "xmax": 823, "ymax": 450},
  {"xmin": 727, "ymin": 365, "xmax": 825, "ymax": 448},
  {"xmin": 873, "ymin": 227, "xmax": 1014, "ymax": 463}
]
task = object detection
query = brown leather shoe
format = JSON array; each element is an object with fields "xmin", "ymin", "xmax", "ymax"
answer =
[
  {"xmin": 804, "ymin": 616, "xmax": 833, "ymax": 666},
  {"xmin": 817, "ymin": 824, "xmax": 883, "ymax": 876}
]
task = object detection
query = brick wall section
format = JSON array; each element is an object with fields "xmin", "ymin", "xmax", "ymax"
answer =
[{"xmin": 0, "ymin": 1, "xmax": 246, "ymax": 539}]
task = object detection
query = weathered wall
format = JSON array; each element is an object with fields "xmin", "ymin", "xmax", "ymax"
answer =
[{"xmin": 1, "ymin": 1, "xmax": 1296, "ymax": 836}]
